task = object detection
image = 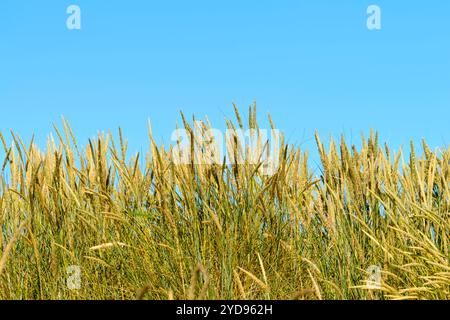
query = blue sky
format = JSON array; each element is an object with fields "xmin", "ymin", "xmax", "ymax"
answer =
[{"xmin": 0, "ymin": 1, "xmax": 449, "ymax": 164}]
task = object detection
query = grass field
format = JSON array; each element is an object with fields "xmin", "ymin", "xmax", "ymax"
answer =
[{"xmin": 0, "ymin": 106, "xmax": 449, "ymax": 300}]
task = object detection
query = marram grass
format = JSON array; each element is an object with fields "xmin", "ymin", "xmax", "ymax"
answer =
[{"xmin": 0, "ymin": 106, "xmax": 449, "ymax": 300}]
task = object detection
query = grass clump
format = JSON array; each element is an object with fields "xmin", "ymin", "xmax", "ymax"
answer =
[{"xmin": 0, "ymin": 104, "xmax": 449, "ymax": 300}]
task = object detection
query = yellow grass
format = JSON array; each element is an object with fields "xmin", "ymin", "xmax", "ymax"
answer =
[{"xmin": 0, "ymin": 104, "xmax": 448, "ymax": 300}]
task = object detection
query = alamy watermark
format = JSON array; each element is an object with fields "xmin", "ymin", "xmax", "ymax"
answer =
[
  {"xmin": 367, "ymin": 5, "xmax": 382, "ymax": 30},
  {"xmin": 66, "ymin": 5, "xmax": 81, "ymax": 30},
  {"xmin": 170, "ymin": 122, "xmax": 281, "ymax": 176},
  {"xmin": 65, "ymin": 5, "xmax": 380, "ymax": 31},
  {"xmin": 365, "ymin": 265, "xmax": 382, "ymax": 289},
  {"xmin": 66, "ymin": 265, "xmax": 81, "ymax": 290}
]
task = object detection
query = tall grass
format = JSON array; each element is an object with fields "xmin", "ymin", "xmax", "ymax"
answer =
[{"xmin": 0, "ymin": 105, "xmax": 448, "ymax": 300}]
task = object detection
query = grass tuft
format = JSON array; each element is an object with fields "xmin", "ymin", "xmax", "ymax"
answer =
[{"xmin": 0, "ymin": 105, "xmax": 449, "ymax": 300}]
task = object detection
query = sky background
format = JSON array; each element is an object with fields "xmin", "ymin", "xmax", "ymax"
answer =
[{"xmin": 0, "ymin": 1, "xmax": 449, "ymax": 167}]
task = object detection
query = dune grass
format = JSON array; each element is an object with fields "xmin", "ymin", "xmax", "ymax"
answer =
[{"xmin": 0, "ymin": 105, "xmax": 449, "ymax": 300}]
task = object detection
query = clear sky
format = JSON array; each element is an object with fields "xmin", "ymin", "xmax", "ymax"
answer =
[{"xmin": 0, "ymin": 1, "xmax": 449, "ymax": 165}]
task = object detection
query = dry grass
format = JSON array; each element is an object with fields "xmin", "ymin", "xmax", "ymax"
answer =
[{"xmin": 0, "ymin": 104, "xmax": 448, "ymax": 300}]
